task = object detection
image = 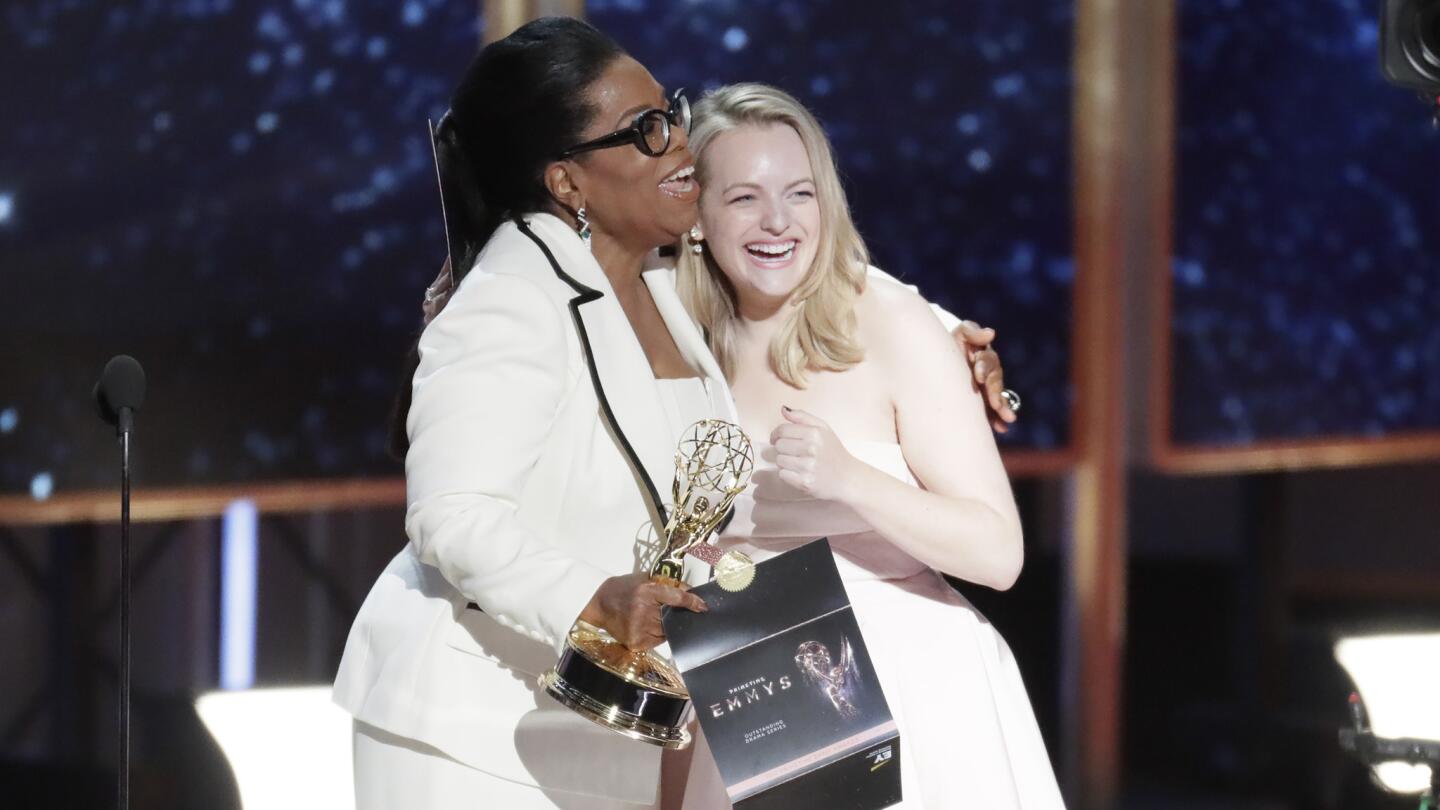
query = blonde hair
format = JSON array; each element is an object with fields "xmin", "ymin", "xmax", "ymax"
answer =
[{"xmin": 676, "ymin": 83, "xmax": 869, "ymax": 388}]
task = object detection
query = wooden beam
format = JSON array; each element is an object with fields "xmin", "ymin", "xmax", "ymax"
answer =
[
  {"xmin": 482, "ymin": 0, "xmax": 584, "ymax": 45},
  {"xmin": 1070, "ymin": 0, "xmax": 1128, "ymax": 800},
  {"xmin": 0, "ymin": 446, "xmax": 1069, "ymax": 528},
  {"xmin": 1001, "ymin": 448, "xmax": 1080, "ymax": 479},
  {"xmin": 1153, "ymin": 432, "xmax": 1440, "ymax": 475},
  {"xmin": 1067, "ymin": 0, "xmax": 1175, "ymax": 805},
  {"xmin": 1291, "ymin": 569, "xmax": 1440, "ymax": 602},
  {"xmin": 0, "ymin": 478, "xmax": 405, "ymax": 527}
]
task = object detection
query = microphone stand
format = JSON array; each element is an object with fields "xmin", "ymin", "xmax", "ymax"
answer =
[
  {"xmin": 94, "ymin": 354, "xmax": 142, "ymax": 810},
  {"xmin": 117, "ymin": 409, "xmax": 132, "ymax": 810},
  {"xmin": 1340, "ymin": 692, "xmax": 1440, "ymax": 809}
]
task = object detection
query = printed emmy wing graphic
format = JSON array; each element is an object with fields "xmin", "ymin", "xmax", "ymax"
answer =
[
  {"xmin": 663, "ymin": 539, "xmax": 902, "ymax": 809},
  {"xmin": 795, "ymin": 638, "xmax": 862, "ymax": 718}
]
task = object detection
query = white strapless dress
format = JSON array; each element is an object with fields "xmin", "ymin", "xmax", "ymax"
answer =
[{"xmin": 682, "ymin": 440, "xmax": 1066, "ymax": 809}]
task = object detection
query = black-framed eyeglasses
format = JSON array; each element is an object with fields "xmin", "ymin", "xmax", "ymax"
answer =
[{"xmin": 558, "ymin": 89, "xmax": 691, "ymax": 159}]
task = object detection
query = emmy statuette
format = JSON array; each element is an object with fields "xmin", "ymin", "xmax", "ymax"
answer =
[{"xmin": 539, "ymin": 419, "xmax": 755, "ymax": 748}]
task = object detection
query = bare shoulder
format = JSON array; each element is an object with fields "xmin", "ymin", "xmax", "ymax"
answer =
[{"xmin": 855, "ymin": 268, "xmax": 958, "ymax": 370}]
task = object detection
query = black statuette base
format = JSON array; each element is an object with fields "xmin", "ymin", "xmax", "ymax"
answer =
[{"xmin": 540, "ymin": 643, "xmax": 692, "ymax": 749}]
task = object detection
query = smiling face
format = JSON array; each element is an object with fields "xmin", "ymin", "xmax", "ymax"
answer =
[
  {"xmin": 697, "ymin": 122, "xmax": 822, "ymax": 315},
  {"xmin": 563, "ymin": 55, "xmax": 699, "ymax": 251}
]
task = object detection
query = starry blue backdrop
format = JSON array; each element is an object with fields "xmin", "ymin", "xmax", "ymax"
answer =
[
  {"xmin": 1, "ymin": 0, "xmax": 477, "ymax": 496},
  {"xmin": 1173, "ymin": 0, "xmax": 1440, "ymax": 445},
  {"xmin": 0, "ymin": 1, "xmax": 1073, "ymax": 497}
]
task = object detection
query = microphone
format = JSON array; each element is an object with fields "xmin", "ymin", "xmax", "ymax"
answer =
[
  {"xmin": 93, "ymin": 354, "xmax": 144, "ymax": 810},
  {"xmin": 94, "ymin": 355, "xmax": 146, "ymax": 435}
]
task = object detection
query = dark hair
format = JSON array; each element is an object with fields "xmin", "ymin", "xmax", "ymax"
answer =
[
  {"xmin": 388, "ymin": 17, "xmax": 626, "ymax": 460},
  {"xmin": 439, "ymin": 16, "xmax": 625, "ymax": 281}
]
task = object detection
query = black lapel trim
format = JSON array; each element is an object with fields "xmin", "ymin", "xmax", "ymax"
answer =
[{"xmin": 515, "ymin": 218, "xmax": 670, "ymax": 529}]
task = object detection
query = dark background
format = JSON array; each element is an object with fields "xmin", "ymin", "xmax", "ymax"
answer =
[
  {"xmin": 2, "ymin": 2, "xmax": 1439, "ymax": 809},
  {"xmin": 8, "ymin": 0, "xmax": 1434, "ymax": 492},
  {"xmin": 1, "ymin": 0, "xmax": 1074, "ymax": 499},
  {"xmin": 1173, "ymin": 0, "xmax": 1440, "ymax": 444},
  {"xmin": 1, "ymin": 0, "xmax": 477, "ymax": 494}
]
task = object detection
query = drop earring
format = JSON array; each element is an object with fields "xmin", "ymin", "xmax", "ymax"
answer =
[
  {"xmin": 688, "ymin": 225, "xmax": 704, "ymax": 255},
  {"xmin": 576, "ymin": 207, "xmax": 592, "ymax": 250}
]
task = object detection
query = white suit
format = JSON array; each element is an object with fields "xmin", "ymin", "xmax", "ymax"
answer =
[{"xmin": 333, "ymin": 213, "xmax": 736, "ymax": 807}]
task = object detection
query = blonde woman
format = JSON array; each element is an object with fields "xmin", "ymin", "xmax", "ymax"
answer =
[{"xmin": 674, "ymin": 84, "xmax": 1064, "ymax": 808}]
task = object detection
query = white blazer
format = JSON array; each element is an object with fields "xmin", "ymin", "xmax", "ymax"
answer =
[{"xmin": 333, "ymin": 213, "xmax": 737, "ymax": 805}]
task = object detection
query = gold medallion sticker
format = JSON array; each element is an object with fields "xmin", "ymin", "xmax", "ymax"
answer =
[{"xmin": 714, "ymin": 550, "xmax": 756, "ymax": 592}]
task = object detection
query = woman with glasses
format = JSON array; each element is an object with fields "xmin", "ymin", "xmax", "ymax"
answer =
[
  {"xmin": 336, "ymin": 17, "xmax": 1017, "ymax": 810},
  {"xmin": 334, "ymin": 18, "xmax": 722, "ymax": 809},
  {"xmin": 667, "ymin": 84, "xmax": 1065, "ymax": 808}
]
